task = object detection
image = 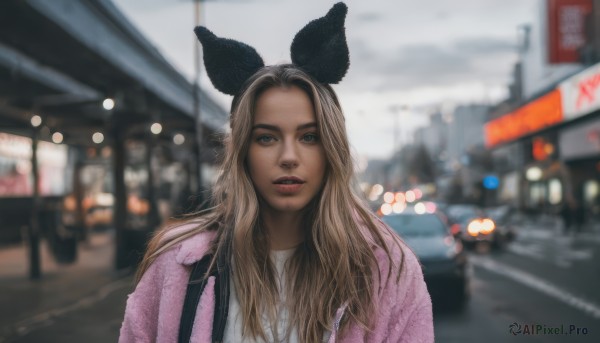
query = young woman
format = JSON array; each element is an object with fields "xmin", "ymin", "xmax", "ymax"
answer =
[{"xmin": 119, "ymin": 3, "xmax": 433, "ymax": 342}]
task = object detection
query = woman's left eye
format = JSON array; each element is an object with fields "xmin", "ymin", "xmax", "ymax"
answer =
[{"xmin": 302, "ymin": 133, "xmax": 319, "ymax": 143}]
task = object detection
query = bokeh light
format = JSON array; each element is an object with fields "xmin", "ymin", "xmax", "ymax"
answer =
[
  {"xmin": 30, "ymin": 115, "xmax": 42, "ymax": 127},
  {"xmin": 92, "ymin": 132, "xmax": 104, "ymax": 144},
  {"xmin": 405, "ymin": 190, "xmax": 416, "ymax": 203},
  {"xmin": 173, "ymin": 133, "xmax": 185, "ymax": 145},
  {"xmin": 380, "ymin": 203, "xmax": 392, "ymax": 216},
  {"xmin": 52, "ymin": 132, "xmax": 63, "ymax": 144},
  {"xmin": 383, "ymin": 192, "xmax": 395, "ymax": 204},
  {"xmin": 151, "ymin": 123, "xmax": 162, "ymax": 135},
  {"xmin": 103, "ymin": 98, "xmax": 115, "ymax": 110}
]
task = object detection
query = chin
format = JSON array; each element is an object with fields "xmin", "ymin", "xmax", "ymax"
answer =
[{"xmin": 265, "ymin": 198, "xmax": 311, "ymax": 213}]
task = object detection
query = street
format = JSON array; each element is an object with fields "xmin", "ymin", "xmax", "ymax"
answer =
[
  {"xmin": 2, "ymin": 220, "xmax": 600, "ymax": 342},
  {"xmin": 435, "ymin": 220, "xmax": 600, "ymax": 342}
]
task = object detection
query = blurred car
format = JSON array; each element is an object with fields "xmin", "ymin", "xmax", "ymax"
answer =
[
  {"xmin": 485, "ymin": 205, "xmax": 517, "ymax": 247},
  {"xmin": 445, "ymin": 204, "xmax": 504, "ymax": 250},
  {"xmin": 382, "ymin": 208, "xmax": 470, "ymax": 310}
]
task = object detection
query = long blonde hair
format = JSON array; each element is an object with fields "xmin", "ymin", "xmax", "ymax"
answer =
[{"xmin": 136, "ymin": 64, "xmax": 404, "ymax": 342}]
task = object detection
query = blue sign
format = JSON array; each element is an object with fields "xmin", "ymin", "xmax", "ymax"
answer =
[{"xmin": 483, "ymin": 175, "xmax": 499, "ymax": 190}]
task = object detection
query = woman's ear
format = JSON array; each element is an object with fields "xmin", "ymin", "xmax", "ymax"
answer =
[
  {"xmin": 194, "ymin": 26, "xmax": 265, "ymax": 95},
  {"xmin": 290, "ymin": 2, "xmax": 350, "ymax": 84}
]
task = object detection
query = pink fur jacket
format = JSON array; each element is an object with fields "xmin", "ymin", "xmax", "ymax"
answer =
[{"xmin": 119, "ymin": 219, "xmax": 434, "ymax": 342}]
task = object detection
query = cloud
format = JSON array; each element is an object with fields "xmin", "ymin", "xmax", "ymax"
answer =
[
  {"xmin": 344, "ymin": 42, "xmax": 473, "ymax": 91},
  {"xmin": 343, "ymin": 36, "xmax": 517, "ymax": 93},
  {"xmin": 355, "ymin": 11, "xmax": 381, "ymax": 23},
  {"xmin": 453, "ymin": 37, "xmax": 517, "ymax": 55}
]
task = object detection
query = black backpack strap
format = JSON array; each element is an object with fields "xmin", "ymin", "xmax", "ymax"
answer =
[
  {"xmin": 211, "ymin": 252, "xmax": 230, "ymax": 342},
  {"xmin": 178, "ymin": 254, "xmax": 213, "ymax": 343}
]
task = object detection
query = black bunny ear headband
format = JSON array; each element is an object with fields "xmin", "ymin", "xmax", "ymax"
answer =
[{"xmin": 194, "ymin": 2, "xmax": 349, "ymax": 96}]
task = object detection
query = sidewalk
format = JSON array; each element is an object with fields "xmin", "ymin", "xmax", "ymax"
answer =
[
  {"xmin": 0, "ymin": 231, "xmax": 134, "ymax": 342},
  {"xmin": 515, "ymin": 212, "xmax": 600, "ymax": 234}
]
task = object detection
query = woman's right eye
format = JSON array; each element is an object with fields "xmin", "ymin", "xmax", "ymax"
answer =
[{"xmin": 256, "ymin": 135, "xmax": 275, "ymax": 143}]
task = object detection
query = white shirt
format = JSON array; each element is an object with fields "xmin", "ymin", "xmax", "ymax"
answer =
[{"xmin": 223, "ymin": 248, "xmax": 332, "ymax": 342}]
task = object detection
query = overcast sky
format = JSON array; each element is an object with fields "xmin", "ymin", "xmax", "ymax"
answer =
[{"xmin": 113, "ymin": 0, "xmax": 537, "ymax": 161}]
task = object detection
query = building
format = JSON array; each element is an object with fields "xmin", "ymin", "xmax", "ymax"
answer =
[
  {"xmin": 0, "ymin": 0, "xmax": 228, "ymax": 272},
  {"xmin": 485, "ymin": 0, "xmax": 600, "ymax": 223}
]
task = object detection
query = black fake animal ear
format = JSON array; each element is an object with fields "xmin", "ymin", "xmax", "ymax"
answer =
[
  {"xmin": 194, "ymin": 26, "xmax": 265, "ymax": 96},
  {"xmin": 290, "ymin": 2, "xmax": 350, "ymax": 84}
]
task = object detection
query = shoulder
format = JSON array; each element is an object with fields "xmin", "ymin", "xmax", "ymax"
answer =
[
  {"xmin": 125, "ymin": 222, "xmax": 217, "ymax": 313},
  {"xmin": 159, "ymin": 220, "xmax": 218, "ymax": 266},
  {"xmin": 120, "ymin": 221, "xmax": 217, "ymax": 342}
]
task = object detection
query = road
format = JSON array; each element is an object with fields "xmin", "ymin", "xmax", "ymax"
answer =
[{"xmin": 434, "ymin": 223, "xmax": 600, "ymax": 342}]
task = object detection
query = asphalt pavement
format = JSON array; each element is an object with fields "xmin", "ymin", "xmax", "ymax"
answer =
[
  {"xmin": 0, "ymin": 231, "xmax": 134, "ymax": 343},
  {"xmin": 434, "ymin": 215, "xmax": 600, "ymax": 342}
]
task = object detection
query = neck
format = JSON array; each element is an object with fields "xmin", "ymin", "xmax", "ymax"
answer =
[{"xmin": 260, "ymin": 210, "xmax": 305, "ymax": 250}]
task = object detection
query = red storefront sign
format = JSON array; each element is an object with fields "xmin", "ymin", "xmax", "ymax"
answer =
[
  {"xmin": 547, "ymin": 0, "xmax": 593, "ymax": 64},
  {"xmin": 559, "ymin": 61, "xmax": 600, "ymax": 120},
  {"xmin": 576, "ymin": 72, "xmax": 600, "ymax": 109},
  {"xmin": 485, "ymin": 90, "xmax": 563, "ymax": 147}
]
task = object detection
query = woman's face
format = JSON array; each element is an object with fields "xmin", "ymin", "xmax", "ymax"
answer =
[{"xmin": 247, "ymin": 85, "xmax": 326, "ymax": 215}]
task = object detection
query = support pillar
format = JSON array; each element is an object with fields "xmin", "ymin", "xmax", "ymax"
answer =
[
  {"xmin": 113, "ymin": 127, "xmax": 128, "ymax": 270},
  {"xmin": 28, "ymin": 128, "xmax": 41, "ymax": 279}
]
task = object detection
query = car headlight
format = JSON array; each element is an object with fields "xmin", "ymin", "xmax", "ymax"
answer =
[
  {"xmin": 480, "ymin": 218, "xmax": 495, "ymax": 234},
  {"xmin": 467, "ymin": 220, "xmax": 481, "ymax": 236},
  {"xmin": 467, "ymin": 218, "xmax": 495, "ymax": 236}
]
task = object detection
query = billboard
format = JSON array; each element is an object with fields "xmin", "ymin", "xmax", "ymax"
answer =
[
  {"xmin": 547, "ymin": 0, "xmax": 593, "ymax": 64},
  {"xmin": 559, "ymin": 61, "xmax": 600, "ymax": 120}
]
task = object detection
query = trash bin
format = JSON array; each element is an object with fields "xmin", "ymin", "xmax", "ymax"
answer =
[
  {"xmin": 50, "ymin": 224, "xmax": 78, "ymax": 264},
  {"xmin": 41, "ymin": 199, "xmax": 78, "ymax": 265}
]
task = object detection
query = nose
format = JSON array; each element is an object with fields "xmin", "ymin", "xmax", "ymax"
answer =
[{"xmin": 279, "ymin": 138, "xmax": 299, "ymax": 169}]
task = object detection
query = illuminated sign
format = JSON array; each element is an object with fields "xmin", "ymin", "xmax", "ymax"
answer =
[
  {"xmin": 547, "ymin": 0, "xmax": 593, "ymax": 64},
  {"xmin": 559, "ymin": 61, "xmax": 600, "ymax": 120},
  {"xmin": 483, "ymin": 175, "xmax": 499, "ymax": 190},
  {"xmin": 532, "ymin": 137, "xmax": 555, "ymax": 161},
  {"xmin": 0, "ymin": 133, "xmax": 32, "ymax": 159},
  {"xmin": 485, "ymin": 90, "xmax": 563, "ymax": 147}
]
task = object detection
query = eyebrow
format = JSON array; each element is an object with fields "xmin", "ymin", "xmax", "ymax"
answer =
[{"xmin": 252, "ymin": 122, "xmax": 317, "ymax": 132}]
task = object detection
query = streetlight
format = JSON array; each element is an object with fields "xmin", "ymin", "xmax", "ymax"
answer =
[
  {"xmin": 151, "ymin": 123, "xmax": 163, "ymax": 135},
  {"xmin": 52, "ymin": 132, "xmax": 63, "ymax": 144},
  {"xmin": 30, "ymin": 115, "xmax": 42, "ymax": 127},
  {"xmin": 191, "ymin": 0, "xmax": 210, "ymax": 206},
  {"xmin": 173, "ymin": 133, "xmax": 185, "ymax": 145},
  {"xmin": 102, "ymin": 98, "xmax": 115, "ymax": 110},
  {"xmin": 92, "ymin": 132, "xmax": 104, "ymax": 144}
]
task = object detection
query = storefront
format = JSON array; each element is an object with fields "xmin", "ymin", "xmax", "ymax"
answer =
[
  {"xmin": 559, "ymin": 116, "xmax": 600, "ymax": 221},
  {"xmin": 0, "ymin": 132, "xmax": 69, "ymax": 197},
  {"xmin": 485, "ymin": 90, "xmax": 565, "ymax": 212},
  {"xmin": 558, "ymin": 61, "xmax": 600, "ymax": 220},
  {"xmin": 485, "ymin": 60, "xmax": 600, "ymax": 214},
  {"xmin": 0, "ymin": 132, "xmax": 70, "ymax": 243}
]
